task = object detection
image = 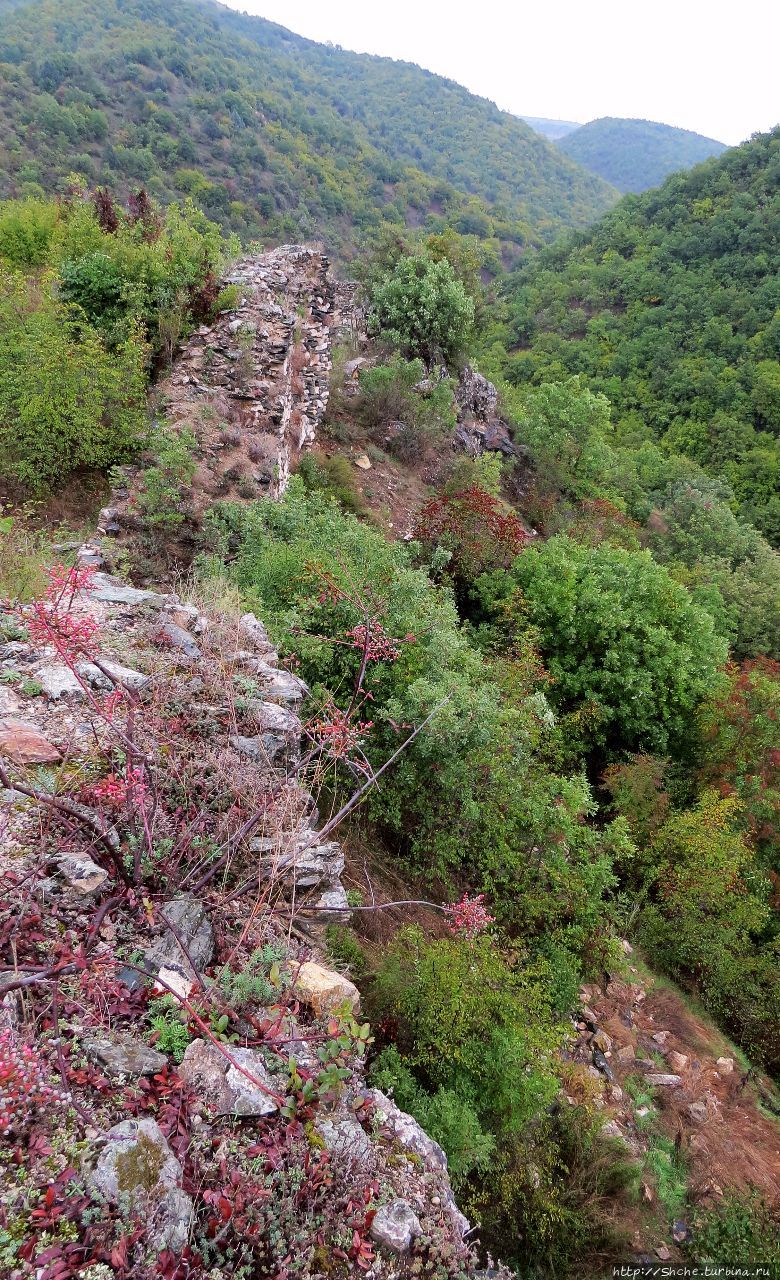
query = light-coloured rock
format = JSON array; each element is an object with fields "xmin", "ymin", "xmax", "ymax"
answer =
[
  {"xmin": 88, "ymin": 574, "xmax": 166, "ymax": 607},
  {"xmin": 354, "ymin": 453, "xmax": 372, "ymax": 470},
  {"xmin": 367, "ymin": 1088, "xmax": 447, "ymax": 1172},
  {"xmin": 686, "ymin": 1100, "xmax": 708, "ymax": 1124},
  {"xmin": 178, "ymin": 1039, "xmax": 279, "ymax": 1117},
  {"xmin": 645, "ymin": 1073, "xmax": 682, "ymax": 1088},
  {"xmin": 56, "ymin": 853, "xmax": 108, "ymax": 896},
  {"xmin": 591, "ymin": 1029, "xmax": 612, "ymax": 1053},
  {"xmin": 85, "ymin": 1117, "xmax": 192, "ymax": 1253},
  {"xmin": 0, "ymin": 719, "xmax": 61, "ymax": 764},
  {"xmin": 370, "ymin": 1200, "xmax": 421, "ymax": 1254},
  {"xmin": 317, "ymin": 1114, "xmax": 373, "ymax": 1164},
  {"xmin": 616, "ymin": 1043, "xmax": 636, "ymax": 1062},
  {"xmin": 156, "ymin": 621, "xmax": 201, "ymax": 662},
  {"xmin": 33, "ymin": 663, "xmax": 84, "ymax": 700},
  {"xmin": 652, "ymin": 1030, "xmax": 670, "ymax": 1045},
  {"xmin": 0, "ymin": 687, "xmax": 22, "ymax": 715},
  {"xmin": 77, "ymin": 658, "xmax": 149, "ymax": 692},
  {"xmin": 716, "ymin": 1056, "xmax": 734, "ymax": 1076},
  {"xmin": 146, "ymin": 896, "xmax": 214, "ymax": 978},
  {"xmin": 293, "ymin": 961, "xmax": 360, "ymax": 1015}
]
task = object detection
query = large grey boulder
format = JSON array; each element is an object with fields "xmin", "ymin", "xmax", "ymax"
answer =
[
  {"xmin": 178, "ymin": 1038, "xmax": 279, "ymax": 1117},
  {"xmin": 85, "ymin": 1117, "xmax": 192, "ymax": 1253}
]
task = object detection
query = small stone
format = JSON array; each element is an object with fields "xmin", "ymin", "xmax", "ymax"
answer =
[
  {"xmin": 0, "ymin": 687, "xmax": 21, "ymax": 715},
  {"xmin": 636, "ymin": 1106, "xmax": 651, "ymax": 1118},
  {"xmin": 293, "ymin": 961, "xmax": 360, "ymax": 1016},
  {"xmin": 621, "ymin": 938, "xmax": 633, "ymax": 955},
  {"xmin": 609, "ymin": 1084, "xmax": 623, "ymax": 1102},
  {"xmin": 370, "ymin": 1199, "xmax": 421, "ymax": 1254},
  {"xmin": 617, "ymin": 1043, "xmax": 636, "ymax": 1062},
  {"xmin": 645, "ymin": 1073, "xmax": 682, "ymax": 1088},
  {"xmin": 668, "ymin": 1051, "xmax": 689, "ymax": 1073},
  {"xmin": 673, "ymin": 1219, "xmax": 690, "ymax": 1244},
  {"xmin": 601, "ymin": 1120, "xmax": 625, "ymax": 1141},
  {"xmin": 686, "ymin": 1100, "xmax": 708, "ymax": 1124},
  {"xmin": 155, "ymin": 967, "xmax": 193, "ymax": 1001},
  {"xmin": 86, "ymin": 1037, "xmax": 168, "ymax": 1076},
  {"xmin": 591, "ymin": 1029, "xmax": 612, "ymax": 1053},
  {"xmin": 0, "ymin": 719, "xmax": 61, "ymax": 764},
  {"xmin": 655, "ymin": 1245, "xmax": 671, "ymax": 1262},
  {"xmin": 354, "ymin": 453, "xmax": 372, "ymax": 470},
  {"xmin": 579, "ymin": 1005, "xmax": 598, "ymax": 1029},
  {"xmin": 156, "ymin": 621, "xmax": 201, "ymax": 661},
  {"xmin": 652, "ymin": 1030, "xmax": 670, "ymax": 1045},
  {"xmin": 716, "ymin": 1057, "xmax": 734, "ymax": 1075},
  {"xmin": 56, "ymin": 853, "xmax": 108, "ymax": 896},
  {"xmin": 33, "ymin": 663, "xmax": 84, "ymax": 700}
]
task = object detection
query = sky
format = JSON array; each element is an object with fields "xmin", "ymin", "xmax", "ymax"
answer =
[{"xmin": 218, "ymin": 0, "xmax": 779, "ymax": 146}]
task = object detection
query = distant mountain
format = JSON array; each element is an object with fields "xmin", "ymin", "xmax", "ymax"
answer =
[
  {"xmin": 521, "ymin": 115, "xmax": 582, "ymax": 141},
  {"xmin": 0, "ymin": 0, "xmax": 619, "ymax": 255},
  {"xmin": 558, "ymin": 117, "xmax": 728, "ymax": 192},
  {"xmin": 497, "ymin": 127, "xmax": 780, "ymax": 543}
]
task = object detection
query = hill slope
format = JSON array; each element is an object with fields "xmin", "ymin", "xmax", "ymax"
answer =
[
  {"xmin": 496, "ymin": 127, "xmax": 780, "ymax": 541},
  {"xmin": 0, "ymin": 0, "xmax": 618, "ymax": 254},
  {"xmin": 520, "ymin": 114, "xmax": 582, "ymax": 140},
  {"xmin": 558, "ymin": 117, "xmax": 728, "ymax": 192}
]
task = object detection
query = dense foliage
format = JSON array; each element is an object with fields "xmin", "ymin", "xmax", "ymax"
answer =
[
  {"xmin": 489, "ymin": 128, "xmax": 780, "ymax": 543},
  {"xmin": 0, "ymin": 0, "xmax": 617, "ymax": 257},
  {"xmin": 558, "ymin": 117, "xmax": 727, "ymax": 192},
  {"xmin": 0, "ymin": 187, "xmax": 233, "ymax": 489}
]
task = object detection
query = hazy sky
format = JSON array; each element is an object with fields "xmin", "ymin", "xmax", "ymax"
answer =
[{"xmin": 219, "ymin": 0, "xmax": 779, "ymax": 145}]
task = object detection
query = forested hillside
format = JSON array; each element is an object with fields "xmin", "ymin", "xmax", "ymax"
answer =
[
  {"xmin": 0, "ymin": 0, "xmax": 618, "ymax": 256},
  {"xmin": 559, "ymin": 117, "xmax": 727, "ymax": 192},
  {"xmin": 490, "ymin": 127, "xmax": 780, "ymax": 542}
]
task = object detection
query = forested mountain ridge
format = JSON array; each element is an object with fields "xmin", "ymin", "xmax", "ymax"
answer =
[
  {"xmin": 492, "ymin": 126, "xmax": 780, "ymax": 543},
  {"xmin": 559, "ymin": 117, "xmax": 727, "ymax": 192},
  {"xmin": 0, "ymin": 0, "xmax": 618, "ymax": 256}
]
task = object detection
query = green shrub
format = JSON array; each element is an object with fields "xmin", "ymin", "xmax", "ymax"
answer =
[
  {"xmin": 358, "ymin": 354, "xmax": 456, "ymax": 461},
  {"xmin": 137, "ymin": 425, "xmax": 197, "ymax": 528},
  {"xmin": 0, "ymin": 198, "xmax": 60, "ymax": 268},
  {"xmin": 0, "ymin": 273, "xmax": 148, "ymax": 492},
  {"xmin": 509, "ymin": 535, "xmax": 728, "ymax": 754},
  {"xmin": 368, "ymin": 254, "xmax": 474, "ymax": 367},
  {"xmin": 691, "ymin": 1191, "xmax": 780, "ymax": 1268}
]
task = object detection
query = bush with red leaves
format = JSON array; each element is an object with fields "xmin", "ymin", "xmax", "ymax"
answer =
[{"xmin": 414, "ymin": 484, "xmax": 527, "ymax": 592}]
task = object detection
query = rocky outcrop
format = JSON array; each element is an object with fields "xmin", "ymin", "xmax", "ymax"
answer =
[
  {"xmin": 453, "ymin": 364, "xmax": 528, "ymax": 461},
  {"xmin": 93, "ymin": 245, "xmax": 338, "ymax": 577}
]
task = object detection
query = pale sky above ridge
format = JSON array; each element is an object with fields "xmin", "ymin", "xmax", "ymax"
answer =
[{"xmin": 218, "ymin": 0, "xmax": 779, "ymax": 146}]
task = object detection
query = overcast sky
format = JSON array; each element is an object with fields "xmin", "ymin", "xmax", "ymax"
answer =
[{"xmin": 219, "ymin": 0, "xmax": 778, "ymax": 145}]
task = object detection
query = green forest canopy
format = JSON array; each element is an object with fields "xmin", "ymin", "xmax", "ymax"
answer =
[
  {"xmin": 491, "ymin": 127, "xmax": 780, "ymax": 544},
  {"xmin": 0, "ymin": 0, "xmax": 618, "ymax": 258}
]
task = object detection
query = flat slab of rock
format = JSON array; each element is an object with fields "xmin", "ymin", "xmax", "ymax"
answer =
[
  {"xmin": 88, "ymin": 574, "xmax": 166, "ymax": 607},
  {"xmin": 645, "ymin": 1073, "xmax": 682, "ymax": 1088},
  {"xmin": 0, "ymin": 719, "xmax": 61, "ymax": 764},
  {"xmin": 293, "ymin": 961, "xmax": 360, "ymax": 1016},
  {"xmin": 178, "ymin": 1038, "xmax": 279, "ymax": 1116},
  {"xmin": 77, "ymin": 658, "xmax": 149, "ymax": 692},
  {"xmin": 156, "ymin": 620, "xmax": 201, "ymax": 661},
  {"xmin": 371, "ymin": 1199, "xmax": 421, "ymax": 1254},
  {"xmin": 85, "ymin": 1117, "xmax": 192, "ymax": 1253},
  {"xmin": 86, "ymin": 1036, "xmax": 168, "ymax": 1076}
]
